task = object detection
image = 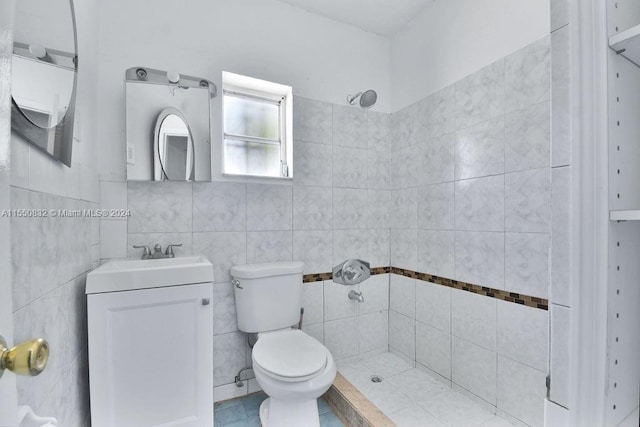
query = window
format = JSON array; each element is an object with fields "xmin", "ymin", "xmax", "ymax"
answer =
[{"xmin": 222, "ymin": 72, "xmax": 292, "ymax": 178}]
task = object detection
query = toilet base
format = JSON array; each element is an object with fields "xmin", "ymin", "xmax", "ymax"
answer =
[{"xmin": 259, "ymin": 397, "xmax": 320, "ymax": 427}]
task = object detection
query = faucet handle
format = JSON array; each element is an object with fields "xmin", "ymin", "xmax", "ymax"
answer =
[
  {"xmin": 132, "ymin": 245, "xmax": 151, "ymax": 258},
  {"xmin": 164, "ymin": 243, "xmax": 183, "ymax": 257}
]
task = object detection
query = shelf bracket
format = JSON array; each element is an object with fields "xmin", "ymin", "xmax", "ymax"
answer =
[{"xmin": 609, "ymin": 46, "xmax": 640, "ymax": 69}]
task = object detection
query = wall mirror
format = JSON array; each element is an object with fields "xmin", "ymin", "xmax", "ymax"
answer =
[
  {"xmin": 11, "ymin": 0, "xmax": 78, "ymax": 167},
  {"xmin": 125, "ymin": 67, "xmax": 216, "ymax": 181}
]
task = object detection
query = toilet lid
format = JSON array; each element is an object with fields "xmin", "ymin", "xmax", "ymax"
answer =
[{"xmin": 253, "ymin": 330, "xmax": 327, "ymax": 379}]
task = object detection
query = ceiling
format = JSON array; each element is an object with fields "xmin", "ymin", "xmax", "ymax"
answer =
[{"xmin": 277, "ymin": 0, "xmax": 435, "ymax": 37}]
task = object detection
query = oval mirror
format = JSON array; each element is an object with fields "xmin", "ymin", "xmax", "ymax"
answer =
[
  {"xmin": 154, "ymin": 108, "xmax": 195, "ymax": 181},
  {"xmin": 11, "ymin": 0, "xmax": 77, "ymax": 166}
]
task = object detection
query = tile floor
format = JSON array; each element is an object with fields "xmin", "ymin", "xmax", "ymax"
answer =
[
  {"xmin": 213, "ymin": 391, "xmax": 344, "ymax": 426},
  {"xmin": 338, "ymin": 352, "xmax": 514, "ymax": 427}
]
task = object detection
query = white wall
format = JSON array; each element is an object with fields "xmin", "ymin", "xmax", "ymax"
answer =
[
  {"xmin": 390, "ymin": 0, "xmax": 550, "ymax": 111},
  {"xmin": 97, "ymin": 0, "xmax": 391, "ymax": 181}
]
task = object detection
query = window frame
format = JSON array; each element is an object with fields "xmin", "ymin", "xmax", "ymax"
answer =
[{"xmin": 221, "ymin": 72, "xmax": 293, "ymax": 180}]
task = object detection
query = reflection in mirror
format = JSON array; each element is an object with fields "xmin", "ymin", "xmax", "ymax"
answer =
[
  {"xmin": 12, "ymin": 44, "xmax": 75, "ymax": 129},
  {"xmin": 126, "ymin": 67, "xmax": 216, "ymax": 181},
  {"xmin": 11, "ymin": 0, "xmax": 77, "ymax": 166},
  {"xmin": 154, "ymin": 109, "xmax": 194, "ymax": 181}
]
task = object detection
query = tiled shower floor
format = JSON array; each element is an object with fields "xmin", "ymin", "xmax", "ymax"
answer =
[
  {"xmin": 213, "ymin": 391, "xmax": 344, "ymax": 426},
  {"xmin": 338, "ymin": 352, "xmax": 513, "ymax": 427}
]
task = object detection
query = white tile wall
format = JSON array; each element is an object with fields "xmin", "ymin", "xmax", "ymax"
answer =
[
  {"xmin": 389, "ymin": 274, "xmax": 416, "ymax": 318},
  {"xmin": 455, "ymin": 60, "xmax": 505, "ymax": 129},
  {"xmin": 455, "ymin": 117, "xmax": 505, "ymax": 180},
  {"xmin": 418, "ymin": 182, "xmax": 455, "ymax": 230},
  {"xmin": 246, "ymin": 231, "xmax": 293, "ymax": 263},
  {"xmin": 390, "ymin": 228, "xmax": 417, "ymax": 270},
  {"xmin": 416, "ymin": 322, "xmax": 451, "ymax": 379},
  {"xmin": 497, "ymin": 300, "xmax": 549, "ymax": 372},
  {"xmin": 415, "ymin": 280, "xmax": 451, "ymax": 332},
  {"xmin": 212, "ymin": 332, "xmax": 247, "ymax": 386},
  {"xmin": 358, "ymin": 311, "xmax": 389, "ymax": 354},
  {"xmin": 451, "ymin": 288, "xmax": 497, "ymax": 351},
  {"xmin": 505, "ymin": 37, "xmax": 551, "ymax": 112},
  {"xmin": 419, "ymin": 133, "xmax": 455, "ymax": 186},
  {"xmin": 417, "ymin": 229, "xmax": 455, "ymax": 278},
  {"xmin": 358, "ymin": 273, "xmax": 389, "ymax": 313},
  {"xmin": 550, "ymin": 304, "xmax": 571, "ymax": 407},
  {"xmin": 333, "ymin": 146, "xmax": 368, "ymax": 188},
  {"xmin": 333, "ymin": 188, "xmax": 368, "ymax": 229},
  {"xmin": 497, "ymin": 355, "xmax": 547, "ymax": 427},
  {"xmin": 504, "ymin": 232, "xmax": 550, "ymax": 297},
  {"xmin": 293, "ymin": 140, "xmax": 333, "ymax": 186},
  {"xmin": 390, "ymin": 187, "xmax": 418, "ymax": 229},
  {"xmin": 293, "ymin": 230, "xmax": 332, "ymax": 274},
  {"xmin": 292, "ymin": 97, "xmax": 332, "ymax": 144},
  {"xmin": 127, "ymin": 181, "xmax": 192, "ymax": 233},
  {"xmin": 293, "ymin": 186, "xmax": 332, "ymax": 230},
  {"xmin": 389, "ymin": 310, "xmax": 415, "ymax": 360},
  {"xmin": 455, "ymin": 175, "xmax": 505, "ymax": 232},
  {"xmin": 246, "ymin": 184, "xmax": 293, "ymax": 231},
  {"xmin": 324, "ymin": 280, "xmax": 359, "ymax": 321},
  {"xmin": 193, "ymin": 182, "xmax": 246, "ymax": 232},
  {"xmin": 333, "ymin": 228, "xmax": 369, "ymax": 265},
  {"xmin": 505, "ymin": 102, "xmax": 551, "ymax": 173},
  {"xmin": 324, "ymin": 316, "xmax": 359, "ymax": 359},
  {"xmin": 454, "ymin": 231, "xmax": 505, "ymax": 288},
  {"xmin": 333, "ymin": 105, "xmax": 368, "ymax": 149},
  {"xmin": 301, "ymin": 281, "xmax": 324, "ymax": 325},
  {"xmin": 551, "ymin": 166, "xmax": 572, "ymax": 306},
  {"xmin": 551, "ymin": 26, "xmax": 571, "ymax": 167},
  {"xmin": 8, "ymin": 1, "xmax": 100, "ymax": 423},
  {"xmin": 504, "ymin": 168, "xmax": 551, "ymax": 233},
  {"xmin": 452, "ymin": 337, "xmax": 498, "ymax": 405}
]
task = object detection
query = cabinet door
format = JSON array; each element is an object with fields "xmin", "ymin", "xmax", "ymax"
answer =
[{"xmin": 88, "ymin": 283, "xmax": 213, "ymax": 427}]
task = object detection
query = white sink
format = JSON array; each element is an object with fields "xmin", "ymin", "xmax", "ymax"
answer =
[{"xmin": 86, "ymin": 256, "xmax": 214, "ymax": 294}]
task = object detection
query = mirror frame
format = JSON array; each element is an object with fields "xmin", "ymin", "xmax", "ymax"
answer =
[
  {"xmin": 153, "ymin": 107, "xmax": 195, "ymax": 181},
  {"xmin": 10, "ymin": 0, "xmax": 78, "ymax": 167}
]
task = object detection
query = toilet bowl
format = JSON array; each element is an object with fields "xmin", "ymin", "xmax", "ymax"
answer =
[{"xmin": 252, "ymin": 329, "xmax": 336, "ymax": 427}]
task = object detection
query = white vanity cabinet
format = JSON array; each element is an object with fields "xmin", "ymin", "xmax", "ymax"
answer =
[{"xmin": 86, "ymin": 257, "xmax": 214, "ymax": 427}]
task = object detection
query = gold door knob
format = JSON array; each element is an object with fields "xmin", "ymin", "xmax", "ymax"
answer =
[{"xmin": 0, "ymin": 335, "xmax": 49, "ymax": 378}]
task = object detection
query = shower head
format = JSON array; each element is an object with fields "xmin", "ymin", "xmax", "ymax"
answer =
[{"xmin": 346, "ymin": 89, "xmax": 377, "ymax": 109}]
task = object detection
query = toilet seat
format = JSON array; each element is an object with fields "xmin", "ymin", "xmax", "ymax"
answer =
[{"xmin": 252, "ymin": 330, "xmax": 328, "ymax": 382}]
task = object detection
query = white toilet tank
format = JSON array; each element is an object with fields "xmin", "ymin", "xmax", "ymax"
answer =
[{"xmin": 230, "ymin": 261, "xmax": 304, "ymax": 333}]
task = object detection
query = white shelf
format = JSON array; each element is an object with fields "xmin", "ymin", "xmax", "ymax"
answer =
[
  {"xmin": 610, "ymin": 24, "xmax": 640, "ymax": 66},
  {"xmin": 610, "ymin": 210, "xmax": 640, "ymax": 220}
]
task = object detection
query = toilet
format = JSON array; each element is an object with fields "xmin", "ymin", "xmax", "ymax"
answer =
[{"xmin": 230, "ymin": 261, "xmax": 336, "ymax": 427}]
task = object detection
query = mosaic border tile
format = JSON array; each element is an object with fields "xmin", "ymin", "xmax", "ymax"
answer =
[
  {"xmin": 303, "ymin": 266, "xmax": 548, "ymax": 310},
  {"xmin": 302, "ymin": 272, "xmax": 333, "ymax": 283}
]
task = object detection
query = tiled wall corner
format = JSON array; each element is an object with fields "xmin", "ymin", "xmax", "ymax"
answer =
[
  {"xmin": 549, "ymin": 0, "xmax": 573, "ymax": 410},
  {"xmin": 550, "ymin": 304, "xmax": 571, "ymax": 408},
  {"xmin": 389, "ymin": 36, "xmax": 553, "ymax": 425}
]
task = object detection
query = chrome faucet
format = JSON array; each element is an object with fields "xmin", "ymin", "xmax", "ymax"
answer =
[
  {"xmin": 348, "ymin": 290, "xmax": 364, "ymax": 303},
  {"xmin": 132, "ymin": 243, "xmax": 182, "ymax": 259}
]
